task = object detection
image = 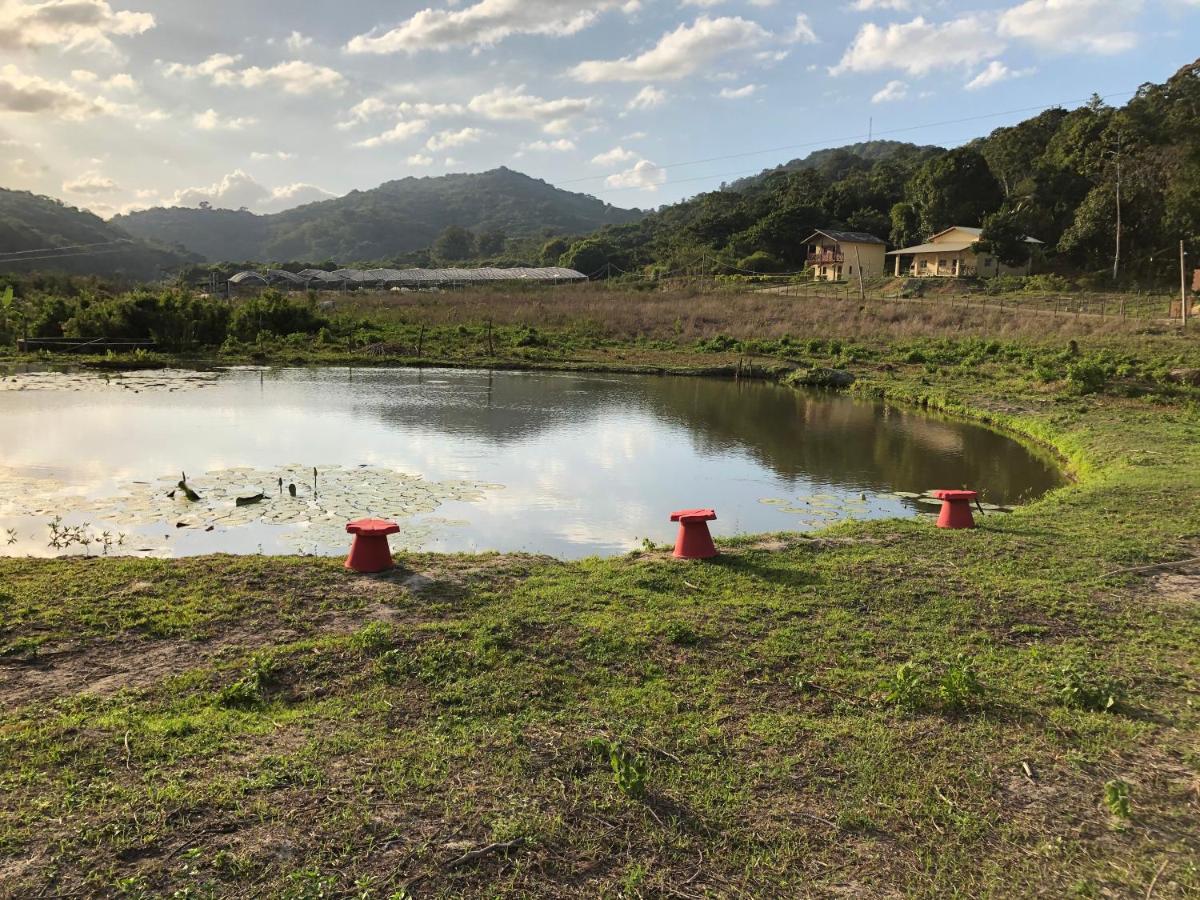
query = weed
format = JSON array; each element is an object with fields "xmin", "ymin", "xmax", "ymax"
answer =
[
  {"xmin": 216, "ymin": 653, "xmax": 278, "ymax": 709},
  {"xmin": 589, "ymin": 738, "xmax": 648, "ymax": 799},
  {"xmin": 349, "ymin": 621, "xmax": 395, "ymax": 657},
  {"xmin": 938, "ymin": 655, "xmax": 984, "ymax": 711},
  {"xmin": 1054, "ymin": 660, "xmax": 1122, "ymax": 712},
  {"xmin": 882, "ymin": 662, "xmax": 927, "ymax": 712},
  {"xmin": 664, "ymin": 621, "xmax": 702, "ymax": 646},
  {"xmin": 1103, "ymin": 779, "xmax": 1132, "ymax": 819}
]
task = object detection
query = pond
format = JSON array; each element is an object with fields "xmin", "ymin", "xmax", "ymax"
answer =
[{"xmin": 0, "ymin": 366, "xmax": 1064, "ymax": 559}]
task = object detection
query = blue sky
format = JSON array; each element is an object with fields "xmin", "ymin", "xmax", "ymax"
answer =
[{"xmin": 1, "ymin": 0, "xmax": 1197, "ymax": 218}]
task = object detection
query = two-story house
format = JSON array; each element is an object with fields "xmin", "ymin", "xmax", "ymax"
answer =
[{"xmin": 801, "ymin": 230, "xmax": 887, "ymax": 282}]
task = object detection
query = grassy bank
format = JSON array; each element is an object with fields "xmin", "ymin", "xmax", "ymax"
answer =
[{"xmin": 1, "ymin": 299, "xmax": 1199, "ymax": 898}]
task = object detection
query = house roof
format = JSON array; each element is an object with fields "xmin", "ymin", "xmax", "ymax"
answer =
[
  {"xmin": 887, "ymin": 241, "xmax": 976, "ymax": 255},
  {"xmin": 888, "ymin": 225, "xmax": 1044, "ymax": 255},
  {"xmin": 802, "ymin": 229, "xmax": 886, "ymax": 245}
]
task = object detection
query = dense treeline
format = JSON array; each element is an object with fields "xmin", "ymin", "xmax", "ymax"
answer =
[{"xmin": 556, "ymin": 60, "xmax": 1200, "ymax": 286}]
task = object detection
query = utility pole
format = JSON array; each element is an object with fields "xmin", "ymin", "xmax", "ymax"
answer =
[
  {"xmin": 1112, "ymin": 135, "xmax": 1122, "ymax": 283},
  {"xmin": 853, "ymin": 245, "xmax": 866, "ymax": 302},
  {"xmin": 1182, "ymin": 240, "xmax": 1189, "ymax": 329}
]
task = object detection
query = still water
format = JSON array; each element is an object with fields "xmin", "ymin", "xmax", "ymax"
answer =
[{"xmin": 0, "ymin": 366, "xmax": 1063, "ymax": 559}]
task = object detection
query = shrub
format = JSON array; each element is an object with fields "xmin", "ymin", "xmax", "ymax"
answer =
[
  {"xmin": 229, "ymin": 293, "xmax": 328, "ymax": 343},
  {"xmin": 938, "ymin": 656, "xmax": 984, "ymax": 711},
  {"xmin": 1054, "ymin": 660, "xmax": 1122, "ymax": 712},
  {"xmin": 589, "ymin": 738, "xmax": 648, "ymax": 799},
  {"xmin": 882, "ymin": 662, "xmax": 926, "ymax": 711}
]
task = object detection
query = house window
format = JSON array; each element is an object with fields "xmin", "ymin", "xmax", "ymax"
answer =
[{"xmin": 848, "ymin": 265, "xmax": 854, "ymax": 274}]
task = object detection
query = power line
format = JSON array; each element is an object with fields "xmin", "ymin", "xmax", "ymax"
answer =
[
  {"xmin": 0, "ymin": 238, "xmax": 134, "ymax": 261},
  {"xmin": 565, "ymin": 88, "xmax": 1138, "ymax": 197}
]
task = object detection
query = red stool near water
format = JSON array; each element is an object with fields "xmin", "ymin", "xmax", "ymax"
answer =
[
  {"xmin": 345, "ymin": 518, "xmax": 400, "ymax": 573},
  {"xmin": 932, "ymin": 490, "xmax": 978, "ymax": 529},
  {"xmin": 670, "ymin": 508, "xmax": 718, "ymax": 559}
]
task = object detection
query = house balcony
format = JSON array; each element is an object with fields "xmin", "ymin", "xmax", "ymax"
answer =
[{"xmin": 807, "ymin": 250, "xmax": 845, "ymax": 265}]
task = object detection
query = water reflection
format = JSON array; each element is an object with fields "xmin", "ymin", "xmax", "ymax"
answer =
[{"xmin": 0, "ymin": 367, "xmax": 1063, "ymax": 559}]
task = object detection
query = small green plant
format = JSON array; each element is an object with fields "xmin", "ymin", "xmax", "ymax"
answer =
[
  {"xmin": 938, "ymin": 655, "xmax": 984, "ymax": 711},
  {"xmin": 1103, "ymin": 779, "xmax": 1131, "ymax": 819},
  {"xmin": 1054, "ymin": 660, "xmax": 1122, "ymax": 712},
  {"xmin": 217, "ymin": 653, "xmax": 278, "ymax": 709},
  {"xmin": 882, "ymin": 661, "xmax": 927, "ymax": 711},
  {"xmin": 664, "ymin": 621, "xmax": 701, "ymax": 646},
  {"xmin": 589, "ymin": 738, "xmax": 648, "ymax": 799},
  {"xmin": 349, "ymin": 621, "xmax": 395, "ymax": 657}
]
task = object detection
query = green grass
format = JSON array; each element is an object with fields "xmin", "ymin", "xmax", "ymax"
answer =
[{"xmin": 1, "ymin": 327, "xmax": 1199, "ymax": 897}]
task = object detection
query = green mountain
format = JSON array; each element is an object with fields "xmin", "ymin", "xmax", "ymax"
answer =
[
  {"xmin": 557, "ymin": 58, "xmax": 1200, "ymax": 285},
  {"xmin": 114, "ymin": 167, "xmax": 643, "ymax": 264},
  {"xmin": 0, "ymin": 189, "xmax": 193, "ymax": 280}
]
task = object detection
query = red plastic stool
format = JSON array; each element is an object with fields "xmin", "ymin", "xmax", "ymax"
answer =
[
  {"xmin": 345, "ymin": 518, "xmax": 400, "ymax": 572},
  {"xmin": 670, "ymin": 508, "xmax": 718, "ymax": 559},
  {"xmin": 932, "ymin": 490, "xmax": 978, "ymax": 529}
]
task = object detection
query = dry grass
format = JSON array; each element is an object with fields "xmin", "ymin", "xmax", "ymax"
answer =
[{"xmin": 334, "ymin": 283, "xmax": 1179, "ymax": 347}]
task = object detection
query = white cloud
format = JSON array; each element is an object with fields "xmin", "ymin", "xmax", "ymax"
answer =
[
  {"xmin": 831, "ymin": 16, "xmax": 1000, "ymax": 76},
  {"xmin": 627, "ymin": 85, "xmax": 667, "ymax": 109},
  {"xmin": 521, "ymin": 138, "xmax": 575, "ymax": 152},
  {"xmin": 426, "ymin": 126, "xmax": 485, "ymax": 151},
  {"xmin": 444, "ymin": 156, "xmax": 461, "ymax": 167},
  {"xmin": 164, "ymin": 54, "xmax": 346, "ymax": 95},
  {"xmin": 871, "ymin": 79, "xmax": 908, "ymax": 103},
  {"xmin": 964, "ymin": 60, "xmax": 1035, "ymax": 90},
  {"xmin": 165, "ymin": 169, "xmax": 333, "ymax": 212},
  {"xmin": 63, "ymin": 171, "xmax": 119, "ymax": 194},
  {"xmin": 345, "ymin": 0, "xmax": 629, "ymax": 53},
  {"xmin": 250, "ymin": 150, "xmax": 296, "ymax": 161},
  {"xmin": 337, "ymin": 96, "xmax": 391, "ymax": 129},
  {"xmin": 591, "ymin": 145, "xmax": 637, "ymax": 166},
  {"xmin": 8, "ymin": 156, "xmax": 47, "ymax": 178},
  {"xmin": 571, "ymin": 16, "xmax": 772, "ymax": 82},
  {"xmin": 789, "ymin": 13, "xmax": 817, "ymax": 43},
  {"xmin": 0, "ymin": 64, "xmax": 99, "ymax": 118},
  {"xmin": 467, "ymin": 85, "xmax": 593, "ymax": 133},
  {"xmin": 192, "ymin": 108, "xmax": 257, "ymax": 131},
  {"xmin": 605, "ymin": 159, "xmax": 666, "ymax": 190},
  {"xmin": 718, "ymin": 83, "xmax": 760, "ymax": 99},
  {"xmin": 266, "ymin": 182, "xmax": 334, "ymax": 210},
  {"xmin": 852, "ymin": 0, "xmax": 910, "ymax": 9},
  {"xmin": 998, "ymin": 0, "xmax": 1142, "ymax": 54},
  {"xmin": 407, "ymin": 153, "xmax": 434, "ymax": 166},
  {"xmin": 0, "ymin": 0, "xmax": 155, "ymax": 54},
  {"xmin": 284, "ymin": 30, "xmax": 312, "ymax": 52},
  {"xmin": 354, "ymin": 119, "xmax": 429, "ymax": 148}
]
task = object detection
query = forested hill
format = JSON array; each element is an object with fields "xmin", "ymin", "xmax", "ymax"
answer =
[
  {"xmin": 557, "ymin": 59, "xmax": 1200, "ymax": 285},
  {"xmin": 0, "ymin": 189, "xmax": 193, "ymax": 280},
  {"xmin": 114, "ymin": 168, "xmax": 642, "ymax": 264},
  {"xmin": 724, "ymin": 141, "xmax": 944, "ymax": 193}
]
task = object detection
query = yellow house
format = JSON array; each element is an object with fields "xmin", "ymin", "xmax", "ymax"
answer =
[
  {"xmin": 887, "ymin": 226, "xmax": 1042, "ymax": 278},
  {"xmin": 802, "ymin": 230, "xmax": 887, "ymax": 282}
]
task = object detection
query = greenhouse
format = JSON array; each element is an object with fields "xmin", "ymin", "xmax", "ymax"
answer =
[{"xmin": 228, "ymin": 266, "xmax": 588, "ymax": 291}]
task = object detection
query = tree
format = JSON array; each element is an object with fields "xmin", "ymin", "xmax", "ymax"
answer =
[
  {"xmin": 889, "ymin": 202, "xmax": 922, "ymax": 248},
  {"xmin": 560, "ymin": 237, "xmax": 619, "ymax": 275},
  {"xmin": 905, "ymin": 147, "xmax": 1004, "ymax": 236},
  {"xmin": 433, "ymin": 225, "xmax": 475, "ymax": 261},
  {"xmin": 540, "ymin": 236, "xmax": 570, "ymax": 265},
  {"xmin": 476, "ymin": 230, "xmax": 506, "ymax": 256},
  {"xmin": 978, "ymin": 208, "xmax": 1033, "ymax": 267}
]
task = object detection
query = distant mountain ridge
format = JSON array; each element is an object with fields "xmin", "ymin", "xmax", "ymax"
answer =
[
  {"xmin": 0, "ymin": 188, "xmax": 193, "ymax": 280},
  {"xmin": 114, "ymin": 168, "xmax": 643, "ymax": 263},
  {"xmin": 725, "ymin": 141, "xmax": 945, "ymax": 192}
]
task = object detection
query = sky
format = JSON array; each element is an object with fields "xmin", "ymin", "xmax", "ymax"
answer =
[{"xmin": 1, "ymin": 0, "xmax": 1198, "ymax": 219}]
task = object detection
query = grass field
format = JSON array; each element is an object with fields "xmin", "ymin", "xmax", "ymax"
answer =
[{"xmin": 1, "ymin": 291, "xmax": 1199, "ymax": 898}]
